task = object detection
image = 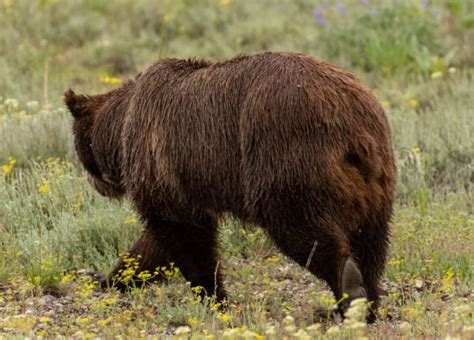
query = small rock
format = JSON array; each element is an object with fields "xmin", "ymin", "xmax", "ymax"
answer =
[
  {"xmin": 53, "ymin": 302, "xmax": 64, "ymax": 312},
  {"xmin": 62, "ymin": 295, "xmax": 74, "ymax": 302},
  {"xmin": 25, "ymin": 308, "xmax": 36, "ymax": 316},
  {"xmin": 38, "ymin": 295, "xmax": 56, "ymax": 306},
  {"xmin": 415, "ymin": 280, "xmax": 424, "ymax": 290},
  {"xmin": 44, "ymin": 310, "xmax": 55, "ymax": 317},
  {"xmin": 378, "ymin": 282, "xmax": 389, "ymax": 295}
]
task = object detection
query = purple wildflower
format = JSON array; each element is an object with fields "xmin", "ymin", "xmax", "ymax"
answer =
[
  {"xmin": 360, "ymin": 0, "xmax": 369, "ymax": 5},
  {"xmin": 336, "ymin": 2, "xmax": 347, "ymax": 17},
  {"xmin": 422, "ymin": 0, "xmax": 430, "ymax": 10},
  {"xmin": 431, "ymin": 7, "xmax": 440, "ymax": 15},
  {"xmin": 313, "ymin": 5, "xmax": 327, "ymax": 26}
]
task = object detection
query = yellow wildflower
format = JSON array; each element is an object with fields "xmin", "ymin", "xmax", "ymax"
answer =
[
  {"xmin": 78, "ymin": 281, "xmax": 95, "ymax": 297},
  {"xmin": 5, "ymin": 315, "xmax": 37, "ymax": 332},
  {"xmin": 75, "ymin": 316, "xmax": 93, "ymax": 326},
  {"xmin": 100, "ymin": 76, "xmax": 122, "ymax": 85},
  {"xmin": 37, "ymin": 178, "xmax": 50, "ymax": 193},
  {"xmin": 46, "ymin": 157, "xmax": 60, "ymax": 166},
  {"xmin": 60, "ymin": 274, "xmax": 74, "ymax": 283},
  {"xmin": 83, "ymin": 332, "xmax": 96, "ymax": 339},
  {"xmin": 32, "ymin": 276, "xmax": 41, "ymax": 286},
  {"xmin": 441, "ymin": 268, "xmax": 455, "ymax": 292},
  {"xmin": 219, "ymin": 0, "xmax": 231, "ymax": 6},
  {"xmin": 97, "ymin": 317, "xmax": 112, "ymax": 327},
  {"xmin": 266, "ymin": 255, "xmax": 280, "ymax": 263},
  {"xmin": 1, "ymin": 157, "xmax": 16, "ymax": 174},
  {"xmin": 217, "ymin": 313, "xmax": 231, "ymax": 323},
  {"xmin": 191, "ymin": 286, "xmax": 203, "ymax": 294},
  {"xmin": 187, "ymin": 318, "xmax": 198, "ymax": 326},
  {"xmin": 137, "ymin": 270, "xmax": 152, "ymax": 280},
  {"xmin": 431, "ymin": 71, "xmax": 443, "ymax": 79},
  {"xmin": 39, "ymin": 316, "xmax": 50, "ymax": 323},
  {"xmin": 3, "ymin": 0, "xmax": 13, "ymax": 15},
  {"xmin": 104, "ymin": 296, "xmax": 118, "ymax": 305},
  {"xmin": 119, "ymin": 267, "xmax": 136, "ymax": 283},
  {"xmin": 382, "ymin": 100, "xmax": 390, "ymax": 109},
  {"xmin": 123, "ymin": 213, "xmax": 138, "ymax": 225},
  {"xmin": 411, "ymin": 146, "xmax": 421, "ymax": 154},
  {"xmin": 409, "ymin": 99, "xmax": 419, "ymax": 110}
]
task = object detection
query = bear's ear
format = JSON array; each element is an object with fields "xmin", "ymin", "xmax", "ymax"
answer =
[{"xmin": 64, "ymin": 89, "xmax": 87, "ymax": 118}]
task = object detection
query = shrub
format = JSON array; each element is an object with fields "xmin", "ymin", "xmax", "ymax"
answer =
[{"xmin": 317, "ymin": 3, "xmax": 443, "ymax": 77}]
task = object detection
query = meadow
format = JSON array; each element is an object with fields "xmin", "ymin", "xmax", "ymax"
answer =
[{"xmin": 0, "ymin": 0, "xmax": 473, "ymax": 338}]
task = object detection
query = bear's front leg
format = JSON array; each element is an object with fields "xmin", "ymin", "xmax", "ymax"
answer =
[
  {"xmin": 98, "ymin": 228, "xmax": 170, "ymax": 291},
  {"xmin": 98, "ymin": 214, "xmax": 227, "ymax": 302}
]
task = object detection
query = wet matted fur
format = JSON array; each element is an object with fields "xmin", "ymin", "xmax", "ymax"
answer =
[{"xmin": 65, "ymin": 51, "xmax": 396, "ymax": 321}]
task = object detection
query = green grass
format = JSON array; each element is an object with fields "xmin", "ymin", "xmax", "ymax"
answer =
[{"xmin": 0, "ymin": 0, "xmax": 473, "ymax": 338}]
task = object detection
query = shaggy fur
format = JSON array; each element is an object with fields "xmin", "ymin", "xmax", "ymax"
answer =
[{"xmin": 65, "ymin": 51, "xmax": 396, "ymax": 321}]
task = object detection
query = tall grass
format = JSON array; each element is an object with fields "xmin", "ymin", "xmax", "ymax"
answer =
[
  {"xmin": 0, "ymin": 106, "xmax": 74, "ymax": 165},
  {"xmin": 0, "ymin": 159, "xmax": 141, "ymax": 282},
  {"xmin": 3, "ymin": 0, "xmax": 472, "ymax": 104}
]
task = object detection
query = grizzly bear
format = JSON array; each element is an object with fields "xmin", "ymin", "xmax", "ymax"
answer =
[{"xmin": 65, "ymin": 51, "xmax": 396, "ymax": 321}]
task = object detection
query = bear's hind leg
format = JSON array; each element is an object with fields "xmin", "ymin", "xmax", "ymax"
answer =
[
  {"xmin": 350, "ymin": 220, "xmax": 391, "ymax": 322},
  {"xmin": 265, "ymin": 220, "xmax": 367, "ymax": 318},
  {"xmin": 339, "ymin": 257, "xmax": 367, "ymax": 315}
]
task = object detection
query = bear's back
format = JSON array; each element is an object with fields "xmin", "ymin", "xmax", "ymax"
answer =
[{"xmin": 122, "ymin": 52, "xmax": 395, "ymax": 223}]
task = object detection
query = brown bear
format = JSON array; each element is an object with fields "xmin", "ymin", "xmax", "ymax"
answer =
[{"xmin": 65, "ymin": 51, "xmax": 396, "ymax": 321}]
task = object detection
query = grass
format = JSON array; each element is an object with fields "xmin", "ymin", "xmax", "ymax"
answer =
[
  {"xmin": 0, "ymin": 0, "xmax": 473, "ymax": 338},
  {"xmin": 0, "ymin": 164, "xmax": 472, "ymax": 338}
]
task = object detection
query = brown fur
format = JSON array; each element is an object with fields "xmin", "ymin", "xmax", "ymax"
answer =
[{"xmin": 65, "ymin": 51, "xmax": 396, "ymax": 321}]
